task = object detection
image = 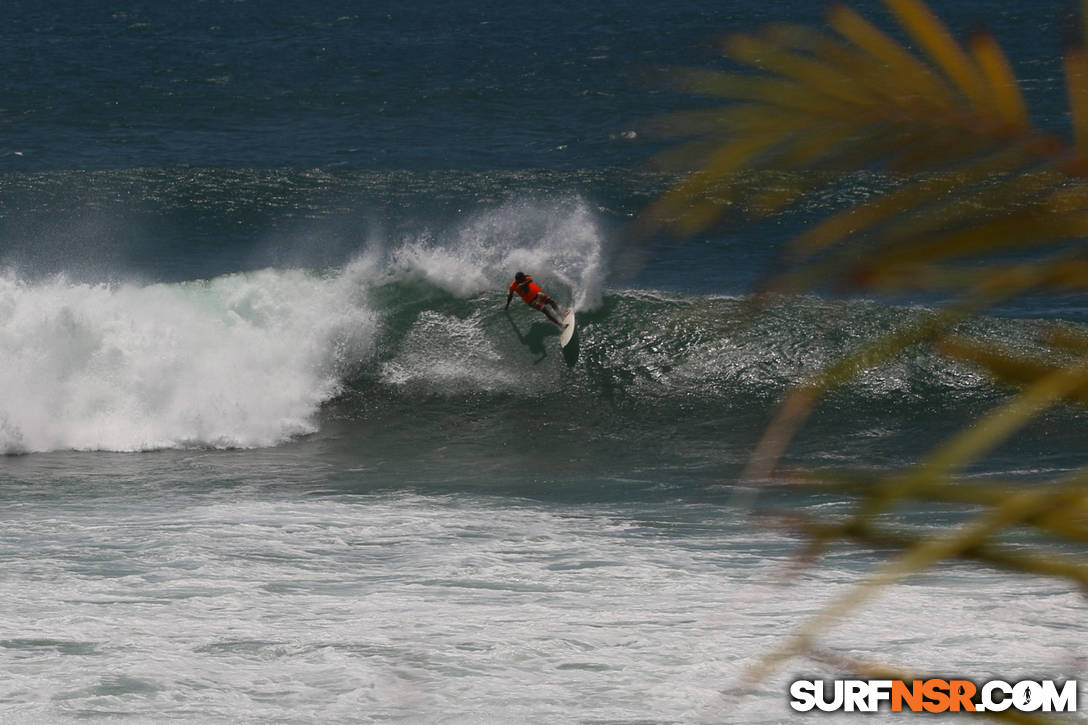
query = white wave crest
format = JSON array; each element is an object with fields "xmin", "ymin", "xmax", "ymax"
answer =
[{"xmin": 0, "ymin": 263, "xmax": 377, "ymax": 453}]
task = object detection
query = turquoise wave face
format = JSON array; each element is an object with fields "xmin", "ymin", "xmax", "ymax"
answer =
[
  {"xmin": 355, "ymin": 282, "xmax": 1059, "ymax": 403},
  {"xmin": 325, "ymin": 284, "xmax": 1088, "ymax": 489}
]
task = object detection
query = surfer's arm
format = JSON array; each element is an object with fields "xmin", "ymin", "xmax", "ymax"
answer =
[{"xmin": 504, "ymin": 290, "xmax": 514, "ymax": 310}]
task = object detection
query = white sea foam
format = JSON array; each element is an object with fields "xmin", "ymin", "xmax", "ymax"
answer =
[
  {"xmin": 0, "ymin": 262, "xmax": 377, "ymax": 453},
  {"xmin": 3, "ymin": 490, "xmax": 1083, "ymax": 724},
  {"xmin": 379, "ymin": 310, "xmax": 521, "ymax": 392}
]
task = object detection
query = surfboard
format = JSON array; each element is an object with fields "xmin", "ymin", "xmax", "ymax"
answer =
[{"xmin": 559, "ymin": 309, "xmax": 576, "ymax": 347}]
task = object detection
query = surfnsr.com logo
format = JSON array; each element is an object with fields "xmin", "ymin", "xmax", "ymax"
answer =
[{"xmin": 789, "ymin": 679, "xmax": 1078, "ymax": 714}]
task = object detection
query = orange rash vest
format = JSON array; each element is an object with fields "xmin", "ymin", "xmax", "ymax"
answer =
[{"xmin": 510, "ymin": 278, "xmax": 542, "ymax": 305}]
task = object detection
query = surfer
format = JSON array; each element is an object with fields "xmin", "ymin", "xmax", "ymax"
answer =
[{"xmin": 505, "ymin": 272, "xmax": 567, "ymax": 328}]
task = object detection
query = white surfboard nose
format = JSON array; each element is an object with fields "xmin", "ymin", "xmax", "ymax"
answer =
[{"xmin": 559, "ymin": 309, "xmax": 576, "ymax": 347}]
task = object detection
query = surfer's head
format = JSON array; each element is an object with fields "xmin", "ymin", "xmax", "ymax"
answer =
[{"xmin": 514, "ymin": 272, "xmax": 527, "ymax": 283}]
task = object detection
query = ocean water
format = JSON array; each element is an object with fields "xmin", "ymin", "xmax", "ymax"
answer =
[{"xmin": 1, "ymin": 1, "xmax": 1085, "ymax": 723}]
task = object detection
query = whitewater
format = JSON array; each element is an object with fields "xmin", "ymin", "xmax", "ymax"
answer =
[
  {"xmin": 4, "ymin": 478, "xmax": 1083, "ymax": 724},
  {"xmin": 0, "ymin": 198, "xmax": 606, "ymax": 454}
]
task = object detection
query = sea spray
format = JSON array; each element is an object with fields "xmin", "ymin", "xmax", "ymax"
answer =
[{"xmin": 390, "ymin": 196, "xmax": 607, "ymax": 310}]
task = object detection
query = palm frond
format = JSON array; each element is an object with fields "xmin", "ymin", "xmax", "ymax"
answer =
[
  {"xmin": 883, "ymin": 0, "xmax": 992, "ymax": 113},
  {"xmin": 642, "ymin": 0, "xmax": 1088, "ymax": 694}
]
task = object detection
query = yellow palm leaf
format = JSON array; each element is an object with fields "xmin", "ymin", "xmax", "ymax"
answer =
[
  {"xmin": 1065, "ymin": 41, "xmax": 1088, "ymax": 154},
  {"xmin": 829, "ymin": 4, "xmax": 956, "ymax": 107},
  {"xmin": 970, "ymin": 31, "xmax": 1031, "ymax": 133},
  {"xmin": 884, "ymin": 0, "xmax": 992, "ymax": 112}
]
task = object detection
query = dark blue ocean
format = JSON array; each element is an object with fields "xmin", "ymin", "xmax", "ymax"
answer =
[{"xmin": 1, "ymin": 1, "xmax": 1085, "ymax": 722}]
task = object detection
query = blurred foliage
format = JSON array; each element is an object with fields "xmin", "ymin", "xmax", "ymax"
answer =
[{"xmin": 642, "ymin": 0, "xmax": 1088, "ymax": 713}]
